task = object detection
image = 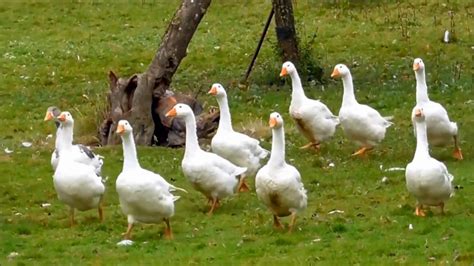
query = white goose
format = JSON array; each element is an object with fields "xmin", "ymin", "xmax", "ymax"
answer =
[
  {"xmin": 331, "ymin": 64, "xmax": 393, "ymax": 156},
  {"xmin": 44, "ymin": 107, "xmax": 103, "ymax": 175},
  {"xmin": 406, "ymin": 107, "xmax": 454, "ymax": 216},
  {"xmin": 115, "ymin": 120, "xmax": 186, "ymax": 240},
  {"xmin": 208, "ymin": 83, "xmax": 269, "ymax": 191},
  {"xmin": 412, "ymin": 58, "xmax": 463, "ymax": 160},
  {"xmin": 166, "ymin": 104, "xmax": 247, "ymax": 215},
  {"xmin": 280, "ymin": 61, "xmax": 339, "ymax": 149},
  {"xmin": 53, "ymin": 112, "xmax": 105, "ymax": 226},
  {"xmin": 255, "ymin": 112, "xmax": 307, "ymax": 232}
]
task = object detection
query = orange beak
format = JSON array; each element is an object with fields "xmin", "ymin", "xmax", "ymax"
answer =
[
  {"xmin": 413, "ymin": 63, "xmax": 419, "ymax": 71},
  {"xmin": 165, "ymin": 107, "xmax": 177, "ymax": 118},
  {"xmin": 116, "ymin": 124, "xmax": 125, "ymax": 135},
  {"xmin": 269, "ymin": 117, "xmax": 277, "ymax": 128},
  {"xmin": 57, "ymin": 113, "xmax": 66, "ymax": 122},
  {"xmin": 280, "ymin": 67, "xmax": 288, "ymax": 77},
  {"xmin": 208, "ymin": 86, "xmax": 217, "ymax": 95},
  {"xmin": 414, "ymin": 108, "xmax": 422, "ymax": 117},
  {"xmin": 44, "ymin": 111, "xmax": 53, "ymax": 121},
  {"xmin": 331, "ymin": 68, "xmax": 340, "ymax": 78}
]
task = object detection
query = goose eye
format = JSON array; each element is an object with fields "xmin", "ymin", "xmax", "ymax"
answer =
[{"xmin": 339, "ymin": 66, "xmax": 342, "ymax": 69}]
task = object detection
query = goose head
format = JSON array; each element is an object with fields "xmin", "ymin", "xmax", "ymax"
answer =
[
  {"xmin": 116, "ymin": 120, "xmax": 133, "ymax": 136},
  {"xmin": 269, "ymin": 112, "xmax": 284, "ymax": 129},
  {"xmin": 331, "ymin": 64, "xmax": 350, "ymax": 78},
  {"xmin": 208, "ymin": 83, "xmax": 227, "ymax": 98},
  {"xmin": 413, "ymin": 58, "xmax": 425, "ymax": 72},
  {"xmin": 57, "ymin": 111, "xmax": 74, "ymax": 126},
  {"xmin": 280, "ymin": 61, "xmax": 297, "ymax": 77},
  {"xmin": 413, "ymin": 107, "xmax": 425, "ymax": 122},
  {"xmin": 165, "ymin": 103, "xmax": 193, "ymax": 118},
  {"xmin": 44, "ymin": 106, "xmax": 62, "ymax": 128},
  {"xmin": 44, "ymin": 106, "xmax": 61, "ymax": 121}
]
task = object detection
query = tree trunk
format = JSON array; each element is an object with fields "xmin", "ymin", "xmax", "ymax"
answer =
[
  {"xmin": 99, "ymin": 0, "xmax": 212, "ymax": 146},
  {"xmin": 272, "ymin": 0, "xmax": 299, "ymax": 64},
  {"xmin": 148, "ymin": 0, "xmax": 212, "ymax": 99}
]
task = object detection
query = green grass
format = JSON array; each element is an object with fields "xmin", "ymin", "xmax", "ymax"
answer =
[{"xmin": 1, "ymin": 0, "xmax": 473, "ymax": 264}]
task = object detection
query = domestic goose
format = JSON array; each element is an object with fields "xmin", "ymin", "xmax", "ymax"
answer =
[
  {"xmin": 44, "ymin": 107, "xmax": 103, "ymax": 175},
  {"xmin": 406, "ymin": 107, "xmax": 454, "ymax": 216},
  {"xmin": 115, "ymin": 120, "xmax": 186, "ymax": 240},
  {"xmin": 166, "ymin": 104, "xmax": 246, "ymax": 215},
  {"xmin": 280, "ymin": 61, "xmax": 339, "ymax": 150},
  {"xmin": 209, "ymin": 83, "xmax": 268, "ymax": 191},
  {"xmin": 331, "ymin": 64, "xmax": 393, "ymax": 156},
  {"xmin": 52, "ymin": 112, "xmax": 105, "ymax": 226},
  {"xmin": 412, "ymin": 58, "xmax": 463, "ymax": 160},
  {"xmin": 255, "ymin": 112, "xmax": 307, "ymax": 232}
]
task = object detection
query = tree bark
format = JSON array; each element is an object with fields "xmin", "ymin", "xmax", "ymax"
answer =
[
  {"xmin": 148, "ymin": 0, "xmax": 212, "ymax": 99},
  {"xmin": 100, "ymin": 0, "xmax": 212, "ymax": 146},
  {"xmin": 272, "ymin": 0, "xmax": 299, "ymax": 64}
]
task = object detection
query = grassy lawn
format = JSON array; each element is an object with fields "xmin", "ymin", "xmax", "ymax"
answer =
[{"xmin": 1, "ymin": 0, "xmax": 473, "ymax": 264}]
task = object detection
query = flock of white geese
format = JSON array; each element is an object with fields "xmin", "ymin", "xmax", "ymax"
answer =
[{"xmin": 43, "ymin": 58, "xmax": 462, "ymax": 241}]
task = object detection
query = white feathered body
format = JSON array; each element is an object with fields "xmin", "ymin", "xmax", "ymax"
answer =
[
  {"xmin": 182, "ymin": 150, "xmax": 246, "ymax": 200},
  {"xmin": 53, "ymin": 152, "xmax": 105, "ymax": 211},
  {"xmin": 411, "ymin": 101, "xmax": 457, "ymax": 147},
  {"xmin": 290, "ymin": 98, "xmax": 340, "ymax": 143},
  {"xmin": 405, "ymin": 157, "xmax": 454, "ymax": 206},
  {"xmin": 51, "ymin": 144, "xmax": 103, "ymax": 175},
  {"xmin": 116, "ymin": 167, "xmax": 176, "ymax": 224},
  {"xmin": 211, "ymin": 130, "xmax": 268, "ymax": 177},
  {"xmin": 339, "ymin": 103, "xmax": 392, "ymax": 147},
  {"xmin": 256, "ymin": 163, "xmax": 307, "ymax": 217}
]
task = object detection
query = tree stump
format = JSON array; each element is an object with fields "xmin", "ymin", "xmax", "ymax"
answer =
[
  {"xmin": 98, "ymin": 0, "xmax": 214, "ymax": 146},
  {"xmin": 100, "ymin": 71, "xmax": 219, "ymax": 146}
]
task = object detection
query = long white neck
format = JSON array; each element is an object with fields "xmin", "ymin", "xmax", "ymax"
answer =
[
  {"xmin": 183, "ymin": 114, "xmax": 201, "ymax": 158},
  {"xmin": 121, "ymin": 133, "xmax": 140, "ymax": 170},
  {"xmin": 55, "ymin": 126, "xmax": 64, "ymax": 151},
  {"xmin": 289, "ymin": 70, "xmax": 307, "ymax": 106},
  {"xmin": 415, "ymin": 69, "xmax": 429, "ymax": 103},
  {"xmin": 216, "ymin": 95, "xmax": 233, "ymax": 132},
  {"xmin": 341, "ymin": 73, "xmax": 358, "ymax": 106},
  {"xmin": 58, "ymin": 123, "xmax": 74, "ymax": 150},
  {"xmin": 268, "ymin": 126, "xmax": 286, "ymax": 167},
  {"xmin": 413, "ymin": 120, "xmax": 430, "ymax": 160}
]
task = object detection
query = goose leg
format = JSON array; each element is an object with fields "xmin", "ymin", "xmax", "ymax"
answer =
[
  {"xmin": 415, "ymin": 204, "xmax": 426, "ymax": 217},
  {"xmin": 352, "ymin": 147, "xmax": 371, "ymax": 157},
  {"xmin": 288, "ymin": 212, "xmax": 297, "ymax": 233},
  {"xmin": 69, "ymin": 207, "xmax": 75, "ymax": 227},
  {"xmin": 273, "ymin": 215, "xmax": 284, "ymax": 230},
  {"xmin": 300, "ymin": 142, "xmax": 320, "ymax": 150},
  {"xmin": 439, "ymin": 202, "xmax": 445, "ymax": 215},
  {"xmin": 313, "ymin": 142, "xmax": 321, "ymax": 150},
  {"xmin": 452, "ymin": 136, "xmax": 463, "ymax": 160},
  {"xmin": 98, "ymin": 198, "xmax": 104, "ymax": 222},
  {"xmin": 238, "ymin": 175, "xmax": 250, "ymax": 192},
  {"xmin": 163, "ymin": 218, "xmax": 173, "ymax": 240},
  {"xmin": 207, "ymin": 198, "xmax": 219, "ymax": 216},
  {"xmin": 122, "ymin": 223, "xmax": 134, "ymax": 240}
]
